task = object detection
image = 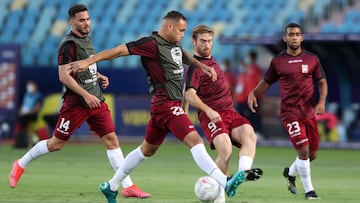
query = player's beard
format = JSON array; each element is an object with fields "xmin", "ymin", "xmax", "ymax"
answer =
[
  {"xmin": 76, "ymin": 25, "xmax": 90, "ymax": 36},
  {"xmin": 198, "ymin": 47, "xmax": 211, "ymax": 58}
]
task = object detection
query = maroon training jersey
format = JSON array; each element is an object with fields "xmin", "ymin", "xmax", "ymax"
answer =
[
  {"xmin": 185, "ymin": 55, "xmax": 235, "ymax": 114},
  {"xmin": 126, "ymin": 32, "xmax": 184, "ymax": 106},
  {"xmin": 264, "ymin": 50, "xmax": 326, "ymax": 119}
]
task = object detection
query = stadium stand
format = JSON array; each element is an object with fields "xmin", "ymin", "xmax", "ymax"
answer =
[{"xmin": 0, "ymin": 0, "xmax": 357, "ymax": 68}]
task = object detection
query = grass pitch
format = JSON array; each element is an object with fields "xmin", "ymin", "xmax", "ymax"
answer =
[{"xmin": 0, "ymin": 141, "xmax": 359, "ymax": 203}]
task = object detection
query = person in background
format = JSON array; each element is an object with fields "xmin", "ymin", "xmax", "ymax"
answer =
[
  {"xmin": 183, "ymin": 24, "xmax": 262, "ymax": 203},
  {"xmin": 235, "ymin": 51, "xmax": 263, "ymax": 137},
  {"xmin": 14, "ymin": 80, "xmax": 43, "ymax": 148},
  {"xmin": 248, "ymin": 23, "xmax": 328, "ymax": 200},
  {"xmin": 8, "ymin": 4, "xmax": 150, "ymax": 199}
]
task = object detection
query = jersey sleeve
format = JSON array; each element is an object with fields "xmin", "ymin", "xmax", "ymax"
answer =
[
  {"xmin": 126, "ymin": 37, "xmax": 157, "ymax": 58},
  {"xmin": 264, "ymin": 58, "xmax": 279, "ymax": 84},
  {"xmin": 58, "ymin": 41, "xmax": 76, "ymax": 65},
  {"xmin": 185, "ymin": 66, "xmax": 202, "ymax": 91}
]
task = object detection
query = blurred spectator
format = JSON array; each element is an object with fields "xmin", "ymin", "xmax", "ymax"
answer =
[
  {"xmin": 348, "ymin": 110, "xmax": 360, "ymax": 142},
  {"xmin": 235, "ymin": 50, "xmax": 263, "ymax": 136},
  {"xmin": 14, "ymin": 80, "xmax": 43, "ymax": 148},
  {"xmin": 220, "ymin": 59, "xmax": 236, "ymax": 102},
  {"xmin": 316, "ymin": 112, "xmax": 339, "ymax": 142}
]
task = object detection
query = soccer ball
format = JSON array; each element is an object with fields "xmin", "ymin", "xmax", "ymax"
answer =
[{"xmin": 194, "ymin": 176, "xmax": 220, "ymax": 202}]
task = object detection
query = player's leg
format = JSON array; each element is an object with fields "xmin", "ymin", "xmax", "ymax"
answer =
[
  {"xmin": 8, "ymin": 136, "xmax": 67, "ymax": 188},
  {"xmin": 283, "ymin": 119, "xmax": 319, "ymax": 199},
  {"xmin": 199, "ymin": 116, "xmax": 232, "ymax": 175},
  {"xmin": 283, "ymin": 162, "xmax": 297, "ymax": 194},
  {"xmin": 100, "ymin": 141, "xmax": 161, "ymax": 203},
  {"xmin": 295, "ymin": 146, "xmax": 319, "ymax": 199},
  {"xmin": 231, "ymin": 123, "xmax": 257, "ymax": 172},
  {"xmin": 168, "ymin": 115, "xmax": 245, "ymax": 198},
  {"xmin": 212, "ymin": 133, "xmax": 232, "ymax": 175},
  {"xmin": 101, "ymin": 132, "xmax": 151, "ymax": 198},
  {"xmin": 199, "ymin": 117, "xmax": 231, "ymax": 203},
  {"xmin": 303, "ymin": 118, "xmax": 320, "ymax": 199},
  {"xmin": 100, "ymin": 117, "xmax": 166, "ymax": 203},
  {"xmin": 8, "ymin": 106, "xmax": 86, "ymax": 188},
  {"xmin": 91, "ymin": 103, "xmax": 151, "ymax": 198}
]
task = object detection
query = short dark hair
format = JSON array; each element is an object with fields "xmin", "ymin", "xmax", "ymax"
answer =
[
  {"xmin": 192, "ymin": 25, "xmax": 213, "ymax": 40},
  {"xmin": 163, "ymin": 10, "xmax": 186, "ymax": 21},
  {"xmin": 68, "ymin": 4, "xmax": 88, "ymax": 18},
  {"xmin": 284, "ymin": 22, "xmax": 302, "ymax": 33},
  {"xmin": 249, "ymin": 50, "xmax": 257, "ymax": 61}
]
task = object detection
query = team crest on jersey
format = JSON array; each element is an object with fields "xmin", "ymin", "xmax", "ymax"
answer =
[
  {"xmin": 88, "ymin": 63, "xmax": 97, "ymax": 75},
  {"xmin": 301, "ymin": 64, "xmax": 308, "ymax": 73},
  {"xmin": 171, "ymin": 47, "xmax": 183, "ymax": 67}
]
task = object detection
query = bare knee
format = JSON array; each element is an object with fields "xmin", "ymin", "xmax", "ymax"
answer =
[
  {"xmin": 101, "ymin": 133, "xmax": 120, "ymax": 149},
  {"xmin": 140, "ymin": 141, "xmax": 159, "ymax": 157},
  {"xmin": 182, "ymin": 131, "xmax": 204, "ymax": 148}
]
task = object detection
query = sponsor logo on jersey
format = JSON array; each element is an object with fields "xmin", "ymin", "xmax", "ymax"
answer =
[{"xmin": 288, "ymin": 59, "xmax": 303, "ymax": 64}]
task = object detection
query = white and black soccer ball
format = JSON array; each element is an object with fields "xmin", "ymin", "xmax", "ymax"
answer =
[{"xmin": 194, "ymin": 176, "xmax": 220, "ymax": 202}]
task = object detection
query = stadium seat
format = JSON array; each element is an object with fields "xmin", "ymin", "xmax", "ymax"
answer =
[
  {"xmin": 320, "ymin": 23, "xmax": 338, "ymax": 33},
  {"xmin": 1, "ymin": 0, "xmax": 354, "ymax": 68}
]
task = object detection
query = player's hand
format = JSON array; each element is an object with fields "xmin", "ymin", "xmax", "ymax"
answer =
[
  {"xmin": 98, "ymin": 74, "xmax": 109, "ymax": 89},
  {"xmin": 83, "ymin": 94, "xmax": 101, "ymax": 108},
  {"xmin": 201, "ymin": 65, "xmax": 217, "ymax": 81},
  {"xmin": 70, "ymin": 60, "xmax": 89, "ymax": 73},
  {"xmin": 313, "ymin": 102, "xmax": 325, "ymax": 115},
  {"xmin": 247, "ymin": 92, "xmax": 258, "ymax": 113},
  {"xmin": 59, "ymin": 63, "xmax": 73, "ymax": 73},
  {"xmin": 206, "ymin": 109, "xmax": 222, "ymax": 123}
]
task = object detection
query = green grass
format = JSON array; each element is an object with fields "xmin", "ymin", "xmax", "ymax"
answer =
[{"xmin": 1, "ymin": 141, "xmax": 359, "ymax": 203}]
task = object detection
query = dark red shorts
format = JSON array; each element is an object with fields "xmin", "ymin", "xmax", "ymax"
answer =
[
  {"xmin": 199, "ymin": 109, "xmax": 251, "ymax": 148},
  {"xmin": 54, "ymin": 102, "xmax": 115, "ymax": 141},
  {"xmin": 282, "ymin": 118, "xmax": 319, "ymax": 152},
  {"xmin": 145, "ymin": 101, "xmax": 196, "ymax": 145}
]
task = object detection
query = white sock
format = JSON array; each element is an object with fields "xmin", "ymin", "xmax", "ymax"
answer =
[
  {"xmin": 238, "ymin": 155, "xmax": 253, "ymax": 171},
  {"xmin": 190, "ymin": 144, "xmax": 227, "ymax": 187},
  {"xmin": 296, "ymin": 158, "xmax": 314, "ymax": 193},
  {"xmin": 216, "ymin": 187, "xmax": 225, "ymax": 200},
  {"xmin": 109, "ymin": 146, "xmax": 147, "ymax": 191},
  {"xmin": 18, "ymin": 140, "xmax": 49, "ymax": 168},
  {"xmin": 288, "ymin": 157, "xmax": 298, "ymax": 176},
  {"xmin": 106, "ymin": 148, "xmax": 133, "ymax": 188}
]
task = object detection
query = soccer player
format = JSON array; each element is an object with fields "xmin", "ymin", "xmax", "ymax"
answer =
[
  {"xmin": 71, "ymin": 11, "xmax": 261, "ymax": 203},
  {"xmin": 248, "ymin": 23, "xmax": 328, "ymax": 200},
  {"xmin": 183, "ymin": 25, "xmax": 262, "ymax": 203},
  {"xmin": 8, "ymin": 4, "xmax": 150, "ymax": 198}
]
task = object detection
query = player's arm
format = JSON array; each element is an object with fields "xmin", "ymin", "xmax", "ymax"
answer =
[
  {"xmin": 182, "ymin": 50, "xmax": 217, "ymax": 81},
  {"xmin": 182, "ymin": 86, "xmax": 190, "ymax": 114},
  {"xmin": 58, "ymin": 64, "xmax": 101, "ymax": 108},
  {"xmin": 58, "ymin": 42, "xmax": 101, "ymax": 108},
  {"xmin": 72, "ymin": 44, "xmax": 130, "ymax": 72},
  {"xmin": 248, "ymin": 79, "xmax": 271, "ymax": 113},
  {"xmin": 184, "ymin": 88, "xmax": 221, "ymax": 123},
  {"xmin": 313, "ymin": 78, "xmax": 328, "ymax": 115}
]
